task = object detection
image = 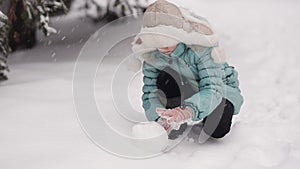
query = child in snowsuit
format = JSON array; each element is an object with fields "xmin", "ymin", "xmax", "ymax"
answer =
[{"xmin": 131, "ymin": 0, "xmax": 244, "ymax": 140}]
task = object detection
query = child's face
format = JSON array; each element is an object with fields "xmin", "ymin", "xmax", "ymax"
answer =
[{"xmin": 157, "ymin": 44, "xmax": 178, "ymax": 55}]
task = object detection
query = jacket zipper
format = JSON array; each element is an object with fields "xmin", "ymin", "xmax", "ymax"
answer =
[{"xmin": 159, "ymin": 50, "xmax": 187, "ymax": 109}]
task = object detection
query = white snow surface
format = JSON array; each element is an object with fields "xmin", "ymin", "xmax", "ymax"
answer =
[{"xmin": 1, "ymin": 0, "xmax": 300, "ymax": 168}]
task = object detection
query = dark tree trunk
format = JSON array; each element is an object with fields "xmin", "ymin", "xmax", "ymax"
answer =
[{"xmin": 8, "ymin": 0, "xmax": 36, "ymax": 51}]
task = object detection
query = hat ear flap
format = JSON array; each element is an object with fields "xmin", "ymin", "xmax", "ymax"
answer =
[
  {"xmin": 190, "ymin": 45, "xmax": 226, "ymax": 64},
  {"xmin": 127, "ymin": 57, "xmax": 142, "ymax": 72},
  {"xmin": 189, "ymin": 21, "xmax": 213, "ymax": 35},
  {"xmin": 211, "ymin": 47, "xmax": 226, "ymax": 63}
]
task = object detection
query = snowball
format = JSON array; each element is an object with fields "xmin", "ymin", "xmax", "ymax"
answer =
[{"xmin": 131, "ymin": 122, "xmax": 168, "ymax": 153}]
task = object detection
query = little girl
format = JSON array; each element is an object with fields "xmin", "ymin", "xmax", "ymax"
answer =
[{"xmin": 132, "ymin": 0, "xmax": 244, "ymax": 140}]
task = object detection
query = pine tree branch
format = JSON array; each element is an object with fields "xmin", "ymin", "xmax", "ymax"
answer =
[{"xmin": 0, "ymin": 9, "xmax": 9, "ymax": 81}]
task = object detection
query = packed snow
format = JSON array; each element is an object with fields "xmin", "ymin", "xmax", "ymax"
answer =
[
  {"xmin": 131, "ymin": 122, "xmax": 169, "ymax": 152},
  {"xmin": 1, "ymin": 0, "xmax": 300, "ymax": 169}
]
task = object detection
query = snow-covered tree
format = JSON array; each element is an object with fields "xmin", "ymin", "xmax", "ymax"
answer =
[
  {"xmin": 107, "ymin": 0, "xmax": 149, "ymax": 20},
  {"xmin": 0, "ymin": 10, "xmax": 9, "ymax": 55},
  {"xmin": 73, "ymin": 0, "xmax": 149, "ymax": 22},
  {"xmin": 0, "ymin": 0, "xmax": 149, "ymax": 81},
  {"xmin": 0, "ymin": 5, "xmax": 10, "ymax": 81},
  {"xmin": 8, "ymin": 0, "xmax": 68, "ymax": 51},
  {"xmin": 35, "ymin": 0, "xmax": 68, "ymax": 36}
]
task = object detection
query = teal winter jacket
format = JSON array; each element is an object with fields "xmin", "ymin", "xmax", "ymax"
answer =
[{"xmin": 142, "ymin": 42, "xmax": 244, "ymax": 121}]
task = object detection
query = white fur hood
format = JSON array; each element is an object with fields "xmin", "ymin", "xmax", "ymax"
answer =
[{"xmin": 129, "ymin": 0, "xmax": 226, "ymax": 72}]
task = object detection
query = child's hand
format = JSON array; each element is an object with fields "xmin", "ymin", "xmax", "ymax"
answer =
[
  {"xmin": 156, "ymin": 117, "xmax": 171, "ymax": 133},
  {"xmin": 156, "ymin": 107, "xmax": 193, "ymax": 134},
  {"xmin": 156, "ymin": 108, "xmax": 169, "ymax": 116},
  {"xmin": 156, "ymin": 108, "xmax": 174, "ymax": 133},
  {"xmin": 159, "ymin": 107, "xmax": 193, "ymax": 124}
]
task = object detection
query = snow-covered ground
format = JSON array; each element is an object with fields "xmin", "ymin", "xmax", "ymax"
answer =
[{"xmin": 1, "ymin": 0, "xmax": 300, "ymax": 168}]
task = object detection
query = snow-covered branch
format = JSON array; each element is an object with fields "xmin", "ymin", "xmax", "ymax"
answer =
[
  {"xmin": 0, "ymin": 10, "xmax": 9, "ymax": 57},
  {"xmin": 107, "ymin": 0, "xmax": 149, "ymax": 19},
  {"xmin": 37, "ymin": 0, "xmax": 67, "ymax": 36},
  {"xmin": 24, "ymin": 0, "xmax": 68, "ymax": 36},
  {"xmin": 72, "ymin": 0, "xmax": 149, "ymax": 22},
  {"xmin": 0, "ymin": 10, "xmax": 9, "ymax": 81}
]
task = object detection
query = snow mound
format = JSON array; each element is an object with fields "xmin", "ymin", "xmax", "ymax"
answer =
[{"xmin": 131, "ymin": 122, "xmax": 168, "ymax": 152}]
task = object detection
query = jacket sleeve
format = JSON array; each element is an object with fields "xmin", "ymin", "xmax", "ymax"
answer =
[
  {"xmin": 184, "ymin": 48, "xmax": 224, "ymax": 121},
  {"xmin": 223, "ymin": 63, "xmax": 240, "ymax": 90},
  {"xmin": 222, "ymin": 62, "xmax": 244, "ymax": 115},
  {"xmin": 142, "ymin": 62, "xmax": 165, "ymax": 121}
]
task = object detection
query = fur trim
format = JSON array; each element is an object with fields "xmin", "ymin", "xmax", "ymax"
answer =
[
  {"xmin": 128, "ymin": 45, "xmax": 226, "ymax": 73},
  {"xmin": 127, "ymin": 50, "xmax": 157, "ymax": 72},
  {"xmin": 211, "ymin": 47, "xmax": 227, "ymax": 63},
  {"xmin": 132, "ymin": 0, "xmax": 219, "ymax": 54},
  {"xmin": 129, "ymin": 0, "xmax": 226, "ymax": 72},
  {"xmin": 190, "ymin": 45, "xmax": 226, "ymax": 64},
  {"xmin": 132, "ymin": 25, "xmax": 219, "ymax": 53}
]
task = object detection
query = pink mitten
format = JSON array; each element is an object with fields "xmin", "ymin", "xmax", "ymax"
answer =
[
  {"xmin": 162, "ymin": 107, "xmax": 194, "ymax": 124},
  {"xmin": 156, "ymin": 108, "xmax": 168, "ymax": 116},
  {"xmin": 156, "ymin": 117, "xmax": 171, "ymax": 133}
]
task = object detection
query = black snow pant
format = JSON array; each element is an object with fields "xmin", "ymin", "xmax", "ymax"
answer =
[{"xmin": 156, "ymin": 67, "xmax": 234, "ymax": 139}]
